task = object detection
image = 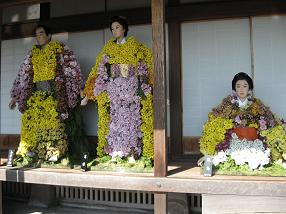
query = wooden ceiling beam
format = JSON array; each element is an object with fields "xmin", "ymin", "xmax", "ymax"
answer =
[
  {"xmin": 0, "ymin": 0, "xmax": 48, "ymax": 8},
  {"xmin": 2, "ymin": 0, "xmax": 286, "ymax": 40}
]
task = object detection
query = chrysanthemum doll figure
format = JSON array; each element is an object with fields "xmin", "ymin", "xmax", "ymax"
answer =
[
  {"xmin": 82, "ymin": 16, "xmax": 154, "ymax": 161},
  {"xmin": 9, "ymin": 25, "xmax": 83, "ymax": 163},
  {"xmin": 200, "ymin": 72, "xmax": 286, "ymax": 171}
]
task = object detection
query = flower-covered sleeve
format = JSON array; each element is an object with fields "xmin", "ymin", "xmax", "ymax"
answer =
[
  {"xmin": 60, "ymin": 44, "xmax": 83, "ymax": 109},
  {"xmin": 10, "ymin": 52, "xmax": 34, "ymax": 113},
  {"xmin": 138, "ymin": 44, "xmax": 153, "ymax": 86},
  {"xmin": 84, "ymin": 49, "xmax": 105, "ymax": 101}
]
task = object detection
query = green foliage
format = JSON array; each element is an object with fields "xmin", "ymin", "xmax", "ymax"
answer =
[
  {"xmin": 89, "ymin": 155, "xmax": 153, "ymax": 173},
  {"xmin": 214, "ymin": 158, "xmax": 286, "ymax": 176},
  {"xmin": 65, "ymin": 106, "xmax": 91, "ymax": 165}
]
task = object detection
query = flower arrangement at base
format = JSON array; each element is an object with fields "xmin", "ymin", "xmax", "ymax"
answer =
[
  {"xmin": 200, "ymin": 94, "xmax": 286, "ymax": 175},
  {"xmin": 213, "ymin": 133, "xmax": 270, "ymax": 170},
  {"xmin": 84, "ymin": 37, "xmax": 154, "ymax": 163},
  {"xmin": 88, "ymin": 154, "xmax": 153, "ymax": 173}
]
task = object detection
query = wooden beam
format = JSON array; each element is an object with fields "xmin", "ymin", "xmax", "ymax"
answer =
[
  {"xmin": 1, "ymin": 167, "xmax": 286, "ymax": 196},
  {"xmin": 152, "ymin": 0, "xmax": 167, "ymax": 177},
  {"xmin": 166, "ymin": 0, "xmax": 286, "ymax": 22},
  {"xmin": 154, "ymin": 193, "xmax": 167, "ymax": 214},
  {"xmin": 202, "ymin": 194, "xmax": 286, "ymax": 214},
  {"xmin": 168, "ymin": 0, "xmax": 180, "ymax": 7},
  {"xmin": 168, "ymin": 21, "xmax": 183, "ymax": 159},
  {"xmin": 3, "ymin": 0, "xmax": 286, "ymax": 40},
  {"xmin": 40, "ymin": 2, "xmax": 50, "ymax": 21},
  {"xmin": 0, "ymin": 0, "xmax": 48, "ymax": 8},
  {"xmin": 2, "ymin": 7, "xmax": 151, "ymax": 40}
]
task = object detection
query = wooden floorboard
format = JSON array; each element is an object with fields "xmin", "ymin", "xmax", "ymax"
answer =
[{"xmin": 0, "ymin": 162, "xmax": 285, "ymax": 197}]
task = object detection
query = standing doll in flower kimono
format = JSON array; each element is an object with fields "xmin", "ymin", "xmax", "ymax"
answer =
[
  {"xmin": 9, "ymin": 25, "xmax": 83, "ymax": 163},
  {"xmin": 200, "ymin": 72, "xmax": 286, "ymax": 171},
  {"xmin": 82, "ymin": 16, "xmax": 154, "ymax": 161}
]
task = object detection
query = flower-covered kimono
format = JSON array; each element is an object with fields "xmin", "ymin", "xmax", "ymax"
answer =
[
  {"xmin": 84, "ymin": 36, "xmax": 154, "ymax": 159},
  {"xmin": 10, "ymin": 41, "xmax": 83, "ymax": 161},
  {"xmin": 200, "ymin": 94, "xmax": 286, "ymax": 170}
]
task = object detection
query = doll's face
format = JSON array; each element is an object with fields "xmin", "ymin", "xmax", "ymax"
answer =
[
  {"xmin": 35, "ymin": 27, "xmax": 51, "ymax": 47},
  {"xmin": 235, "ymin": 80, "xmax": 250, "ymax": 101},
  {"xmin": 111, "ymin": 22, "xmax": 125, "ymax": 40}
]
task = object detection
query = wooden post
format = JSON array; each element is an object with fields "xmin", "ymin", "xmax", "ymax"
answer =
[
  {"xmin": 154, "ymin": 193, "xmax": 168, "ymax": 214},
  {"xmin": 0, "ymin": 3, "xmax": 2, "ymax": 132},
  {"xmin": 40, "ymin": 2, "xmax": 50, "ymax": 21},
  {"xmin": 152, "ymin": 0, "xmax": 167, "ymax": 213},
  {"xmin": 0, "ymin": 181, "xmax": 2, "ymax": 214},
  {"xmin": 168, "ymin": 21, "xmax": 183, "ymax": 159},
  {"xmin": 152, "ymin": 0, "xmax": 167, "ymax": 178},
  {"xmin": 0, "ymin": 6, "xmax": 3, "ymax": 214}
]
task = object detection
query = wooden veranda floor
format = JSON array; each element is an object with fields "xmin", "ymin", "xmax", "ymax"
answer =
[{"xmin": 0, "ymin": 161, "xmax": 286, "ymax": 197}]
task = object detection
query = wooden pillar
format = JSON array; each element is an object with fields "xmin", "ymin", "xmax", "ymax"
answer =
[
  {"xmin": 0, "ymin": 7, "xmax": 3, "ymax": 134},
  {"xmin": 152, "ymin": 0, "xmax": 167, "ymax": 178},
  {"xmin": 0, "ymin": 181, "xmax": 2, "ymax": 214},
  {"xmin": 154, "ymin": 193, "xmax": 167, "ymax": 214},
  {"xmin": 0, "ymin": 6, "xmax": 3, "ymax": 214},
  {"xmin": 152, "ymin": 0, "xmax": 167, "ymax": 213},
  {"xmin": 40, "ymin": 2, "xmax": 50, "ymax": 21},
  {"xmin": 168, "ymin": 0, "xmax": 183, "ymax": 159}
]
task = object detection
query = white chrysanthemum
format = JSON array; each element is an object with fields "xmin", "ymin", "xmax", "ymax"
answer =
[
  {"xmin": 212, "ymin": 151, "xmax": 227, "ymax": 166},
  {"xmin": 223, "ymin": 135, "xmax": 271, "ymax": 170}
]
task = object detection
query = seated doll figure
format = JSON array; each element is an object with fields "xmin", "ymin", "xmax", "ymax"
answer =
[{"xmin": 200, "ymin": 72, "xmax": 286, "ymax": 170}]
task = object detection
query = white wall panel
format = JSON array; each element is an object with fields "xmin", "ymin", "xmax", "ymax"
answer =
[
  {"xmin": 1, "ymin": 38, "xmax": 35, "ymax": 134},
  {"xmin": 65, "ymin": 30, "xmax": 105, "ymax": 135},
  {"xmin": 252, "ymin": 16, "xmax": 286, "ymax": 119},
  {"xmin": 182, "ymin": 19, "xmax": 251, "ymax": 136}
]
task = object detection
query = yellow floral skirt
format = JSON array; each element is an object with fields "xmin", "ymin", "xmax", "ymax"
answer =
[{"xmin": 17, "ymin": 91, "xmax": 68, "ymax": 161}]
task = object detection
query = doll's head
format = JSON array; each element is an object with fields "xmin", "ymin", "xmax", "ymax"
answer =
[
  {"xmin": 110, "ymin": 16, "xmax": 129, "ymax": 39},
  {"xmin": 34, "ymin": 25, "xmax": 52, "ymax": 47},
  {"xmin": 232, "ymin": 72, "xmax": 253, "ymax": 101}
]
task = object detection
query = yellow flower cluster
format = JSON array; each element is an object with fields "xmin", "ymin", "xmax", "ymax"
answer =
[
  {"xmin": 32, "ymin": 41, "xmax": 63, "ymax": 82},
  {"xmin": 260, "ymin": 125, "xmax": 286, "ymax": 161},
  {"xmin": 17, "ymin": 91, "xmax": 68, "ymax": 160},
  {"xmin": 140, "ymin": 94, "xmax": 154, "ymax": 159},
  {"xmin": 84, "ymin": 37, "xmax": 153, "ymax": 99},
  {"xmin": 200, "ymin": 114, "xmax": 233, "ymax": 155},
  {"xmin": 96, "ymin": 92, "xmax": 110, "ymax": 157}
]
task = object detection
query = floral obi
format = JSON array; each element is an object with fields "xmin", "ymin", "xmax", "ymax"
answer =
[
  {"xmin": 34, "ymin": 80, "xmax": 53, "ymax": 93},
  {"xmin": 109, "ymin": 64, "xmax": 136, "ymax": 78},
  {"xmin": 233, "ymin": 127, "xmax": 258, "ymax": 141}
]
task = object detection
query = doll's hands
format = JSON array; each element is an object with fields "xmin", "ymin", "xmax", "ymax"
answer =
[
  {"xmin": 9, "ymin": 100, "xmax": 16, "ymax": 110},
  {"xmin": 81, "ymin": 97, "xmax": 88, "ymax": 106}
]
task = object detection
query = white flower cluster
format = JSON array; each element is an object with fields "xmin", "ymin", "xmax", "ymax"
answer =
[
  {"xmin": 111, "ymin": 151, "xmax": 124, "ymax": 159},
  {"xmin": 212, "ymin": 133, "xmax": 271, "ymax": 170}
]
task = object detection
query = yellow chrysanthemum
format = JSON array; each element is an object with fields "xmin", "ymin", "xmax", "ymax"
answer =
[
  {"xmin": 200, "ymin": 114, "xmax": 233, "ymax": 155},
  {"xmin": 140, "ymin": 94, "xmax": 154, "ymax": 159},
  {"xmin": 32, "ymin": 41, "xmax": 63, "ymax": 82},
  {"xmin": 17, "ymin": 91, "xmax": 68, "ymax": 160}
]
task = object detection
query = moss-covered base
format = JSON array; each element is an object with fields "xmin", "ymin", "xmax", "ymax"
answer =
[
  {"xmin": 88, "ymin": 156, "xmax": 153, "ymax": 173},
  {"xmin": 13, "ymin": 156, "xmax": 80, "ymax": 169},
  {"xmin": 213, "ymin": 160, "xmax": 286, "ymax": 176},
  {"xmin": 12, "ymin": 155, "xmax": 153, "ymax": 173}
]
